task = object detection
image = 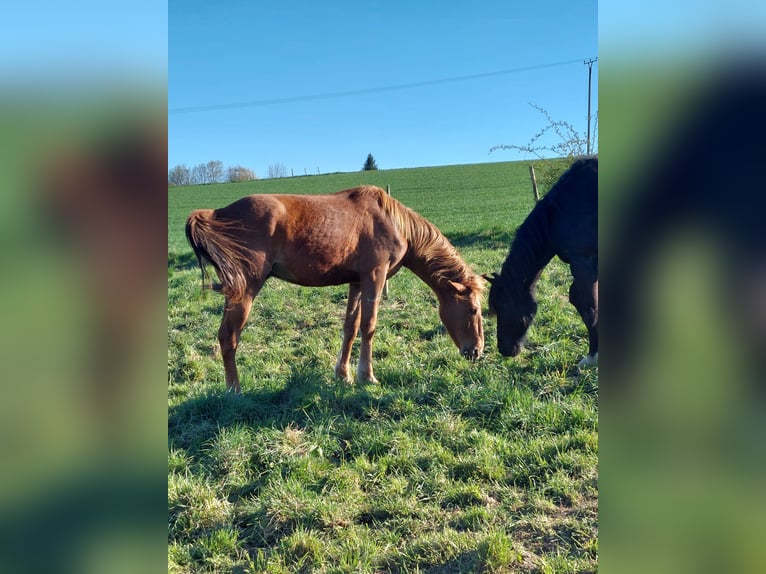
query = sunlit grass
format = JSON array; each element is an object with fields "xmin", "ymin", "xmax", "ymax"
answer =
[{"xmin": 168, "ymin": 159, "xmax": 597, "ymax": 572}]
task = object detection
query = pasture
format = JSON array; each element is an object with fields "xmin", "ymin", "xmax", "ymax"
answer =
[{"xmin": 168, "ymin": 160, "xmax": 597, "ymax": 573}]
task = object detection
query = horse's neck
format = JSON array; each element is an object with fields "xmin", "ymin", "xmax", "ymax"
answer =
[
  {"xmin": 502, "ymin": 215, "xmax": 555, "ymax": 289},
  {"xmin": 392, "ymin": 206, "xmax": 473, "ymax": 299},
  {"xmin": 403, "ymin": 261, "xmax": 442, "ymax": 300},
  {"xmin": 402, "ymin": 244, "xmax": 461, "ymax": 300}
]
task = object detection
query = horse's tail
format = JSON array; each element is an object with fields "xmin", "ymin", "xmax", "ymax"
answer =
[{"xmin": 185, "ymin": 210, "xmax": 254, "ymax": 303}]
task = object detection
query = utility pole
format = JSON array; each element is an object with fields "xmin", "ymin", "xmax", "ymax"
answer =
[{"xmin": 584, "ymin": 58, "xmax": 597, "ymax": 155}]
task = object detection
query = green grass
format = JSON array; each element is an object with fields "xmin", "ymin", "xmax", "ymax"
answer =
[{"xmin": 168, "ymin": 159, "xmax": 597, "ymax": 573}]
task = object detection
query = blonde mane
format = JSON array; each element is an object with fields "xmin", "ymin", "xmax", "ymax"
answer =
[{"xmin": 354, "ymin": 186, "xmax": 485, "ymax": 297}]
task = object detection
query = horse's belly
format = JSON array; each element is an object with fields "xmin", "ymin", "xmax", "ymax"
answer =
[{"xmin": 271, "ymin": 261, "xmax": 358, "ymax": 287}]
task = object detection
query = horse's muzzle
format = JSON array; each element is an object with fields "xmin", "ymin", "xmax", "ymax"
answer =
[
  {"xmin": 497, "ymin": 341, "xmax": 523, "ymax": 357},
  {"xmin": 462, "ymin": 347, "xmax": 482, "ymax": 361}
]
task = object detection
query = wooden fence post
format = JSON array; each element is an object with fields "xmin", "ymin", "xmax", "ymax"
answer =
[
  {"xmin": 383, "ymin": 184, "xmax": 391, "ymax": 299},
  {"xmin": 529, "ymin": 165, "xmax": 540, "ymax": 202}
]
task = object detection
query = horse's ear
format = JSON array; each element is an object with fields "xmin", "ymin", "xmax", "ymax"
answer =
[
  {"xmin": 482, "ymin": 273, "xmax": 499, "ymax": 284},
  {"xmin": 448, "ymin": 280, "xmax": 468, "ymax": 294}
]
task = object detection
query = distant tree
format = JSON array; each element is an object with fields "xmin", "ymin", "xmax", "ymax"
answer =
[
  {"xmin": 191, "ymin": 163, "xmax": 207, "ymax": 184},
  {"xmin": 267, "ymin": 162, "xmax": 288, "ymax": 179},
  {"xmin": 362, "ymin": 153, "xmax": 378, "ymax": 171},
  {"xmin": 227, "ymin": 165, "xmax": 258, "ymax": 182},
  {"xmin": 206, "ymin": 160, "xmax": 224, "ymax": 183},
  {"xmin": 168, "ymin": 164, "xmax": 192, "ymax": 186},
  {"xmin": 170, "ymin": 161, "xmax": 257, "ymax": 186}
]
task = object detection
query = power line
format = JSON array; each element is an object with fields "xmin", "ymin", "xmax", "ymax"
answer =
[{"xmin": 169, "ymin": 58, "xmax": 589, "ymax": 115}]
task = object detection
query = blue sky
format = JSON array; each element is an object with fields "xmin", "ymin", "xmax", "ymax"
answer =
[
  {"xmin": 169, "ymin": 1, "xmax": 597, "ymax": 176},
  {"xmin": 1, "ymin": 1, "xmax": 167, "ymax": 80},
  {"xmin": 600, "ymin": 0, "xmax": 766, "ymax": 58}
]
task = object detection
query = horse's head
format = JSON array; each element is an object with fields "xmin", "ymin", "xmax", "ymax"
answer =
[
  {"xmin": 487, "ymin": 272, "xmax": 537, "ymax": 357},
  {"xmin": 438, "ymin": 278, "xmax": 485, "ymax": 360}
]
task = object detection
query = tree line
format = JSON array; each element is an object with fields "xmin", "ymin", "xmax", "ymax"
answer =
[
  {"xmin": 169, "ymin": 154, "xmax": 380, "ymax": 187},
  {"xmin": 168, "ymin": 161, "xmax": 257, "ymax": 186}
]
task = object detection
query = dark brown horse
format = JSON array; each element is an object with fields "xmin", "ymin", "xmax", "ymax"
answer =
[
  {"xmin": 186, "ymin": 185, "xmax": 485, "ymax": 393},
  {"xmin": 487, "ymin": 157, "xmax": 597, "ymax": 367}
]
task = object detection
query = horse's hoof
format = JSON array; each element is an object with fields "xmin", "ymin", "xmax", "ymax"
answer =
[
  {"xmin": 334, "ymin": 368, "xmax": 353, "ymax": 384},
  {"xmin": 578, "ymin": 353, "xmax": 598, "ymax": 368}
]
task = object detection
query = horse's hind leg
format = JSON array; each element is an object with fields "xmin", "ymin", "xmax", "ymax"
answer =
[
  {"xmin": 570, "ymin": 259, "xmax": 598, "ymax": 367},
  {"xmin": 335, "ymin": 283, "xmax": 361, "ymax": 382},
  {"xmin": 219, "ymin": 294, "xmax": 254, "ymax": 394}
]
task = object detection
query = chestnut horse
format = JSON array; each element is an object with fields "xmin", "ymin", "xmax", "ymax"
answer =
[
  {"xmin": 186, "ymin": 185, "xmax": 485, "ymax": 393},
  {"xmin": 487, "ymin": 157, "xmax": 597, "ymax": 367}
]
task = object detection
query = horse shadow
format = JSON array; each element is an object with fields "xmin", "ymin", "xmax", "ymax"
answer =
[{"xmin": 168, "ymin": 364, "xmax": 384, "ymax": 453}]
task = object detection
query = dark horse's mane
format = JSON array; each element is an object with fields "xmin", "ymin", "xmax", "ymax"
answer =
[
  {"xmin": 501, "ymin": 158, "xmax": 597, "ymax": 288},
  {"xmin": 500, "ymin": 198, "xmax": 554, "ymax": 289}
]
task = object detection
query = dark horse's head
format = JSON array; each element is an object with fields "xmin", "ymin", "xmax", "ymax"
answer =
[{"xmin": 486, "ymin": 272, "xmax": 537, "ymax": 357}]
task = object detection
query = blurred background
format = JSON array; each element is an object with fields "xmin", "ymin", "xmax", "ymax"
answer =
[
  {"xmin": 0, "ymin": 2, "xmax": 167, "ymax": 573},
  {"xmin": 601, "ymin": 1, "xmax": 766, "ymax": 572}
]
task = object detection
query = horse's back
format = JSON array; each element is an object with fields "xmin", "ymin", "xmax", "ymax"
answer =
[
  {"xmin": 213, "ymin": 194, "xmax": 286, "ymax": 224},
  {"xmin": 211, "ymin": 186, "xmax": 387, "ymax": 222}
]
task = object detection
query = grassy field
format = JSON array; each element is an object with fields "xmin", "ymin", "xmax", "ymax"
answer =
[{"xmin": 168, "ymin": 159, "xmax": 597, "ymax": 573}]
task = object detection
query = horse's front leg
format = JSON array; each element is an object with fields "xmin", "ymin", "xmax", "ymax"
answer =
[
  {"xmin": 357, "ymin": 269, "xmax": 387, "ymax": 384},
  {"xmin": 335, "ymin": 283, "xmax": 361, "ymax": 382},
  {"xmin": 570, "ymin": 259, "xmax": 598, "ymax": 368}
]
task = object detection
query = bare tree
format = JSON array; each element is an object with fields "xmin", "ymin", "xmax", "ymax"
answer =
[
  {"xmin": 227, "ymin": 165, "xmax": 257, "ymax": 183},
  {"xmin": 168, "ymin": 164, "xmax": 192, "ymax": 186},
  {"xmin": 267, "ymin": 162, "xmax": 288, "ymax": 179},
  {"xmin": 490, "ymin": 103, "xmax": 598, "ymax": 193},
  {"xmin": 206, "ymin": 160, "xmax": 224, "ymax": 183},
  {"xmin": 490, "ymin": 103, "xmax": 596, "ymax": 160},
  {"xmin": 191, "ymin": 163, "xmax": 207, "ymax": 185},
  {"xmin": 171, "ymin": 161, "xmax": 258, "ymax": 186}
]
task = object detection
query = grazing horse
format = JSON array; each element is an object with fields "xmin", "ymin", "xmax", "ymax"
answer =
[
  {"xmin": 186, "ymin": 185, "xmax": 485, "ymax": 393},
  {"xmin": 487, "ymin": 157, "xmax": 598, "ymax": 367}
]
